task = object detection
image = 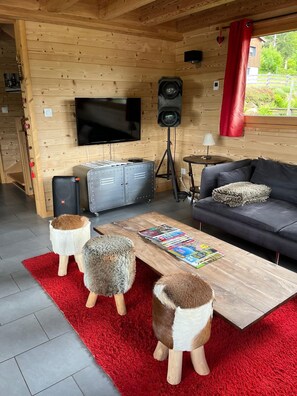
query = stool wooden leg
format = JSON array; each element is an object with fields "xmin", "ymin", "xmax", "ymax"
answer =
[
  {"xmin": 74, "ymin": 253, "xmax": 84, "ymax": 273},
  {"xmin": 114, "ymin": 293, "xmax": 126, "ymax": 315},
  {"xmin": 153, "ymin": 341, "xmax": 169, "ymax": 361},
  {"xmin": 86, "ymin": 291, "xmax": 98, "ymax": 308},
  {"xmin": 191, "ymin": 345, "xmax": 210, "ymax": 376},
  {"xmin": 167, "ymin": 349, "xmax": 183, "ymax": 385},
  {"xmin": 58, "ymin": 255, "xmax": 69, "ymax": 276}
]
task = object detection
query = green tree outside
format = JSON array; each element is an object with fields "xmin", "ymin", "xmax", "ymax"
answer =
[{"xmin": 245, "ymin": 31, "xmax": 297, "ymax": 116}]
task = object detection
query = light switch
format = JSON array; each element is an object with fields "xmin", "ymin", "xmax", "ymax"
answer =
[
  {"xmin": 43, "ymin": 108, "xmax": 53, "ymax": 117},
  {"xmin": 1, "ymin": 106, "xmax": 8, "ymax": 113}
]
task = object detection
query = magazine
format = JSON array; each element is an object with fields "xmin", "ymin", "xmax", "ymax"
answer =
[{"xmin": 138, "ymin": 224, "xmax": 223, "ymax": 268}]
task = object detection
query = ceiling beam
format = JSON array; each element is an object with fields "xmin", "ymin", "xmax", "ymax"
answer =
[
  {"xmin": 45, "ymin": 0, "xmax": 80, "ymax": 13},
  {"xmin": 0, "ymin": 4, "xmax": 182, "ymax": 41},
  {"xmin": 99, "ymin": 0, "xmax": 156, "ymax": 20},
  {"xmin": 139, "ymin": 0, "xmax": 236, "ymax": 25},
  {"xmin": 177, "ymin": 0, "xmax": 297, "ymax": 32}
]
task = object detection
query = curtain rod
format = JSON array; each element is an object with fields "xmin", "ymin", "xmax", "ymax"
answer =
[{"xmin": 221, "ymin": 11, "xmax": 297, "ymax": 30}]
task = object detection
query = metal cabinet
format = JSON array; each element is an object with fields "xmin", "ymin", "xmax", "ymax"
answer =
[{"xmin": 73, "ymin": 160, "xmax": 155, "ymax": 214}]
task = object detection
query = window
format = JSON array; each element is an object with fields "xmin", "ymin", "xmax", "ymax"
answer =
[
  {"xmin": 244, "ymin": 32, "xmax": 297, "ymax": 116},
  {"xmin": 249, "ymin": 46, "xmax": 256, "ymax": 56}
]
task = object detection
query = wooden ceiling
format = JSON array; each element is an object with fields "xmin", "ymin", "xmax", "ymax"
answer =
[{"xmin": 0, "ymin": 0, "xmax": 297, "ymax": 41}]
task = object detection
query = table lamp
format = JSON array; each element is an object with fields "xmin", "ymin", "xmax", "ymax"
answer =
[{"xmin": 202, "ymin": 132, "xmax": 215, "ymax": 159}]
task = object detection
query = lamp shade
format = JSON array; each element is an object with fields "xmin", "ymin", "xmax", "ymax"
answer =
[{"xmin": 203, "ymin": 133, "xmax": 215, "ymax": 146}]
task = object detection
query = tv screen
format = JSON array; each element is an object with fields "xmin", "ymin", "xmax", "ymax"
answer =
[{"xmin": 75, "ymin": 98, "xmax": 141, "ymax": 146}]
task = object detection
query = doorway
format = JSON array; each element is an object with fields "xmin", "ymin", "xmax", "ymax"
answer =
[{"xmin": 0, "ymin": 23, "xmax": 33, "ymax": 196}]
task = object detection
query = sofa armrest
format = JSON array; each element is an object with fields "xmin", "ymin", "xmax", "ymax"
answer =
[{"xmin": 199, "ymin": 159, "xmax": 252, "ymax": 198}]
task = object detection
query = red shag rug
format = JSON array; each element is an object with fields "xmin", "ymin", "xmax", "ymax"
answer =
[{"xmin": 23, "ymin": 253, "xmax": 297, "ymax": 396}]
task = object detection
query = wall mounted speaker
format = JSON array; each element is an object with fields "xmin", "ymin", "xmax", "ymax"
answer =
[
  {"xmin": 52, "ymin": 176, "xmax": 80, "ymax": 217},
  {"xmin": 184, "ymin": 50, "xmax": 203, "ymax": 63},
  {"xmin": 158, "ymin": 77, "xmax": 183, "ymax": 128}
]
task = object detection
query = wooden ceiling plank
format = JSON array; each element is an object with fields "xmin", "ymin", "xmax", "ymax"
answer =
[
  {"xmin": 45, "ymin": 0, "xmax": 81, "ymax": 13},
  {"xmin": 0, "ymin": 0, "xmax": 39, "ymax": 11},
  {"xmin": 0, "ymin": 4, "xmax": 182, "ymax": 41},
  {"xmin": 99, "ymin": 0, "xmax": 156, "ymax": 20},
  {"xmin": 253, "ymin": 12, "xmax": 297, "ymax": 36},
  {"xmin": 139, "ymin": 0, "xmax": 236, "ymax": 25},
  {"xmin": 177, "ymin": 0, "xmax": 297, "ymax": 32},
  {"xmin": 0, "ymin": 18, "xmax": 13, "ymax": 23}
]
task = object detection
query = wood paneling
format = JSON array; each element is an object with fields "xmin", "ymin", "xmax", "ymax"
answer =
[
  {"xmin": 175, "ymin": 26, "xmax": 297, "ymax": 193},
  {"xmin": 0, "ymin": 2, "xmax": 182, "ymax": 42},
  {"xmin": 22, "ymin": 21, "xmax": 176, "ymax": 216},
  {"xmin": 139, "ymin": 0, "xmax": 236, "ymax": 25},
  {"xmin": 0, "ymin": 34, "xmax": 23, "ymax": 184},
  {"xmin": 99, "ymin": 0, "xmax": 156, "ymax": 20},
  {"xmin": 0, "ymin": 0, "xmax": 296, "ymax": 43},
  {"xmin": 177, "ymin": 0, "xmax": 297, "ymax": 33},
  {"xmin": 15, "ymin": 14, "xmax": 297, "ymax": 216}
]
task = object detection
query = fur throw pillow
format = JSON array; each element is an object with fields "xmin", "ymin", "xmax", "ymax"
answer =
[{"xmin": 212, "ymin": 182, "xmax": 271, "ymax": 207}]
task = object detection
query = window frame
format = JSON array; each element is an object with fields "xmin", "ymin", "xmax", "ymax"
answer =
[
  {"xmin": 244, "ymin": 14, "xmax": 297, "ymax": 127},
  {"xmin": 249, "ymin": 46, "xmax": 256, "ymax": 57}
]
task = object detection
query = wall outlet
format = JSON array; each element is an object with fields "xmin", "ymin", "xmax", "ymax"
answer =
[
  {"xmin": 213, "ymin": 80, "xmax": 219, "ymax": 90},
  {"xmin": 181, "ymin": 167, "xmax": 187, "ymax": 175}
]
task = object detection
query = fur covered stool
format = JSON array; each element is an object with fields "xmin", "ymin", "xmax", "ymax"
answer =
[
  {"xmin": 152, "ymin": 272, "xmax": 214, "ymax": 385},
  {"xmin": 50, "ymin": 214, "xmax": 91, "ymax": 276},
  {"xmin": 83, "ymin": 235, "xmax": 136, "ymax": 315}
]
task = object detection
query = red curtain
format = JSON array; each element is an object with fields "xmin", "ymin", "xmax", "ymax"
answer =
[{"xmin": 220, "ymin": 19, "xmax": 253, "ymax": 137}]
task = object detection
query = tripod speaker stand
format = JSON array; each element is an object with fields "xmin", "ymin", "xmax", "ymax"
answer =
[{"xmin": 155, "ymin": 127, "xmax": 189, "ymax": 202}]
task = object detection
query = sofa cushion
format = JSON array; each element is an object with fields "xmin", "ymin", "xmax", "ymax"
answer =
[
  {"xmin": 195, "ymin": 197, "xmax": 297, "ymax": 233},
  {"xmin": 217, "ymin": 165, "xmax": 253, "ymax": 187},
  {"xmin": 199, "ymin": 159, "xmax": 252, "ymax": 199},
  {"xmin": 250, "ymin": 158, "xmax": 297, "ymax": 204},
  {"xmin": 278, "ymin": 222, "xmax": 297, "ymax": 242}
]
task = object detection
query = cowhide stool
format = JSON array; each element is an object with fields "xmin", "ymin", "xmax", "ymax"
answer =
[
  {"xmin": 82, "ymin": 235, "xmax": 136, "ymax": 315},
  {"xmin": 152, "ymin": 272, "xmax": 214, "ymax": 385},
  {"xmin": 49, "ymin": 214, "xmax": 91, "ymax": 276}
]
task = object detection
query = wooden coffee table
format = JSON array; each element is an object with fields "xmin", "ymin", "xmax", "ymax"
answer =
[{"xmin": 94, "ymin": 212, "xmax": 297, "ymax": 330}]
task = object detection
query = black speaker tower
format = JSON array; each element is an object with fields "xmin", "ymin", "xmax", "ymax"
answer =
[
  {"xmin": 52, "ymin": 176, "xmax": 80, "ymax": 217},
  {"xmin": 158, "ymin": 77, "xmax": 182, "ymax": 128},
  {"xmin": 156, "ymin": 77, "xmax": 188, "ymax": 202}
]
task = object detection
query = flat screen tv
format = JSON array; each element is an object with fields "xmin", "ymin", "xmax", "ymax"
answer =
[{"xmin": 75, "ymin": 98, "xmax": 141, "ymax": 146}]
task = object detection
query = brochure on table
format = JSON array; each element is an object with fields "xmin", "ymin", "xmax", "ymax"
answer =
[{"xmin": 138, "ymin": 224, "xmax": 223, "ymax": 268}]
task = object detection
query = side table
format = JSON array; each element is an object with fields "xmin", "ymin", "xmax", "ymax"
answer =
[{"xmin": 183, "ymin": 155, "xmax": 232, "ymax": 204}]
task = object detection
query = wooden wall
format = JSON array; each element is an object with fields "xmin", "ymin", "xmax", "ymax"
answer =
[
  {"xmin": 23, "ymin": 21, "xmax": 176, "ymax": 215},
  {"xmin": 0, "ymin": 34, "xmax": 23, "ymax": 183},
  {"xmin": 174, "ymin": 26, "xmax": 297, "ymax": 192},
  {"xmin": 13, "ymin": 20, "xmax": 297, "ymax": 216}
]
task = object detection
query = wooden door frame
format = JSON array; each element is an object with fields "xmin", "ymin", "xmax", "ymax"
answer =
[{"xmin": 14, "ymin": 20, "xmax": 47, "ymax": 217}]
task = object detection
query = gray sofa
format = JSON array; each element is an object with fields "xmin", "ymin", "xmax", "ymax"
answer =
[{"xmin": 192, "ymin": 158, "xmax": 297, "ymax": 262}]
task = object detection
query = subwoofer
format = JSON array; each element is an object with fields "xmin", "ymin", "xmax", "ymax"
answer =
[
  {"xmin": 52, "ymin": 176, "xmax": 80, "ymax": 217},
  {"xmin": 158, "ymin": 77, "xmax": 183, "ymax": 127}
]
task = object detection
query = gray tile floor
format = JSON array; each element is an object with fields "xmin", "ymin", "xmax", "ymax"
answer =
[{"xmin": 0, "ymin": 184, "xmax": 295, "ymax": 395}]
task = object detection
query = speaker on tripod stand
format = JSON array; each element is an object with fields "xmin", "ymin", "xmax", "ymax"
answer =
[{"xmin": 156, "ymin": 77, "xmax": 188, "ymax": 202}]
